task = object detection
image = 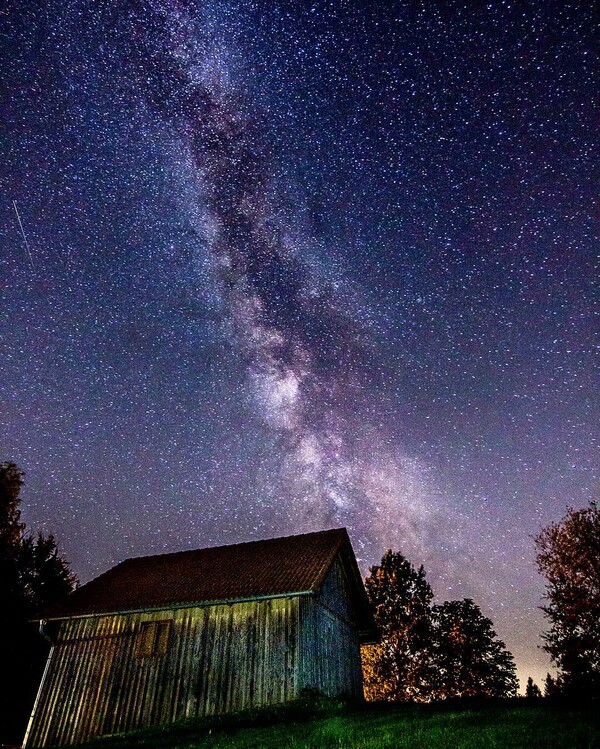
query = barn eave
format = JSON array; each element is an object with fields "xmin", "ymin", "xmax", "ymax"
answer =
[{"xmin": 41, "ymin": 588, "xmax": 315, "ymax": 622}]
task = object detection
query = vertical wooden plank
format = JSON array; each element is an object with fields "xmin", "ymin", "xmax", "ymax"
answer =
[
  {"xmin": 83, "ymin": 616, "xmax": 111, "ymax": 741},
  {"xmin": 195, "ymin": 606, "xmax": 210, "ymax": 718},
  {"xmin": 57, "ymin": 619, "xmax": 84, "ymax": 745},
  {"xmin": 63, "ymin": 618, "xmax": 90, "ymax": 745},
  {"xmin": 122, "ymin": 613, "xmax": 137, "ymax": 731},
  {"xmin": 189, "ymin": 608, "xmax": 201, "ymax": 718},
  {"xmin": 40, "ymin": 622, "xmax": 72, "ymax": 747},
  {"xmin": 164, "ymin": 610, "xmax": 177, "ymax": 721},
  {"xmin": 179, "ymin": 607, "xmax": 195, "ymax": 719},
  {"xmin": 169, "ymin": 609, "xmax": 182, "ymax": 720}
]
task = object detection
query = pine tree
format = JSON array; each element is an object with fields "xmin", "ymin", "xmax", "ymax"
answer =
[
  {"xmin": 525, "ymin": 676, "xmax": 542, "ymax": 698},
  {"xmin": 0, "ymin": 461, "xmax": 25, "ymax": 547},
  {"xmin": 0, "ymin": 462, "xmax": 26, "ymax": 607},
  {"xmin": 544, "ymin": 672, "xmax": 561, "ymax": 698}
]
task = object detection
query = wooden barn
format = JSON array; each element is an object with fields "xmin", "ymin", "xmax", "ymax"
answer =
[{"xmin": 24, "ymin": 528, "xmax": 376, "ymax": 748}]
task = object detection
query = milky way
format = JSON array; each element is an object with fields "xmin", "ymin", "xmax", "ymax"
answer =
[
  {"xmin": 1, "ymin": 0, "xmax": 596, "ymax": 689},
  {"xmin": 94, "ymin": 0, "xmax": 446, "ymax": 561}
]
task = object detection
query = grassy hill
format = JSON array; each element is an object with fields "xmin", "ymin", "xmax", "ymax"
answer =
[{"xmin": 67, "ymin": 698, "xmax": 599, "ymax": 749}]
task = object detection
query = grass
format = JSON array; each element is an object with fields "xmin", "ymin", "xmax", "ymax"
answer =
[{"xmin": 67, "ymin": 698, "xmax": 600, "ymax": 749}]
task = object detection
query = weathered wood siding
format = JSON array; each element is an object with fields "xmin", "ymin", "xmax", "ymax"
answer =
[
  {"xmin": 298, "ymin": 557, "xmax": 363, "ymax": 699},
  {"xmin": 24, "ymin": 597, "xmax": 300, "ymax": 748},
  {"xmin": 25, "ymin": 552, "xmax": 365, "ymax": 748}
]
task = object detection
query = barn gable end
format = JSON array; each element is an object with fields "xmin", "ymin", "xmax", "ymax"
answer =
[
  {"xmin": 298, "ymin": 555, "xmax": 365, "ymax": 699},
  {"xmin": 24, "ymin": 529, "xmax": 375, "ymax": 748}
]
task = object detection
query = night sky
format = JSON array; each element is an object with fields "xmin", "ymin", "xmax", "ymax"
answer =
[{"xmin": 1, "ymin": 0, "xmax": 596, "ymax": 690}]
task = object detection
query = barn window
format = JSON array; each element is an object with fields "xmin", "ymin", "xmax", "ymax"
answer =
[{"xmin": 136, "ymin": 620, "xmax": 171, "ymax": 657}]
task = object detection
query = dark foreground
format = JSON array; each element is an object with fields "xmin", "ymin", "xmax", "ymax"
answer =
[{"xmin": 60, "ymin": 698, "xmax": 598, "ymax": 749}]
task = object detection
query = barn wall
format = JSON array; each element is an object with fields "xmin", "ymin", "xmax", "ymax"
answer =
[
  {"xmin": 298, "ymin": 557, "xmax": 363, "ymax": 700},
  {"xmin": 24, "ymin": 597, "xmax": 300, "ymax": 748}
]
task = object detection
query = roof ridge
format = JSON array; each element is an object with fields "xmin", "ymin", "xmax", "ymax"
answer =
[
  {"xmin": 118, "ymin": 527, "xmax": 347, "ymax": 565},
  {"xmin": 309, "ymin": 528, "xmax": 349, "ymax": 592}
]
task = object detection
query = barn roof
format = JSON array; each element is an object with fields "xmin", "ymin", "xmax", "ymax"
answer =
[{"xmin": 49, "ymin": 528, "xmax": 375, "ymax": 639}]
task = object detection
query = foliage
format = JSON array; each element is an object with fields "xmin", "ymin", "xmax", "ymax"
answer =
[
  {"xmin": 0, "ymin": 461, "xmax": 77, "ymax": 743},
  {"xmin": 363, "ymin": 551, "xmax": 435, "ymax": 701},
  {"xmin": 363, "ymin": 550, "xmax": 517, "ymax": 702},
  {"xmin": 431, "ymin": 599, "xmax": 517, "ymax": 699},
  {"xmin": 525, "ymin": 677, "xmax": 542, "ymax": 699},
  {"xmin": 0, "ymin": 460, "xmax": 25, "ymax": 548},
  {"xmin": 535, "ymin": 502, "xmax": 600, "ymax": 698}
]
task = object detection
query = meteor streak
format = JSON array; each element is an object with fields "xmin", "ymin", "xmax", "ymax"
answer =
[{"xmin": 12, "ymin": 200, "xmax": 34, "ymax": 269}]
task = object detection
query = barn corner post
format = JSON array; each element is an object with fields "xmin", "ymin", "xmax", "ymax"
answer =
[{"xmin": 22, "ymin": 621, "xmax": 57, "ymax": 749}]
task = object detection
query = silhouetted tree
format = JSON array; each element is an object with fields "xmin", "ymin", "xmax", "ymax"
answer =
[
  {"xmin": 362, "ymin": 550, "xmax": 436, "ymax": 701},
  {"xmin": 0, "ymin": 462, "xmax": 76, "ymax": 743},
  {"xmin": 535, "ymin": 502, "xmax": 600, "ymax": 699},
  {"xmin": 0, "ymin": 462, "xmax": 26, "ymax": 612},
  {"xmin": 431, "ymin": 598, "xmax": 517, "ymax": 699},
  {"xmin": 525, "ymin": 676, "xmax": 542, "ymax": 698},
  {"xmin": 362, "ymin": 550, "xmax": 517, "ymax": 702},
  {"xmin": 544, "ymin": 672, "xmax": 562, "ymax": 698},
  {"xmin": 0, "ymin": 461, "xmax": 25, "ymax": 545}
]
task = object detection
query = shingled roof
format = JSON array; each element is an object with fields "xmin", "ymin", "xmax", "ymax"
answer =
[{"xmin": 50, "ymin": 528, "xmax": 374, "ymax": 636}]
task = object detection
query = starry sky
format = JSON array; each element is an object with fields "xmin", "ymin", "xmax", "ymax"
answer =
[{"xmin": 1, "ymin": 0, "xmax": 596, "ymax": 690}]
